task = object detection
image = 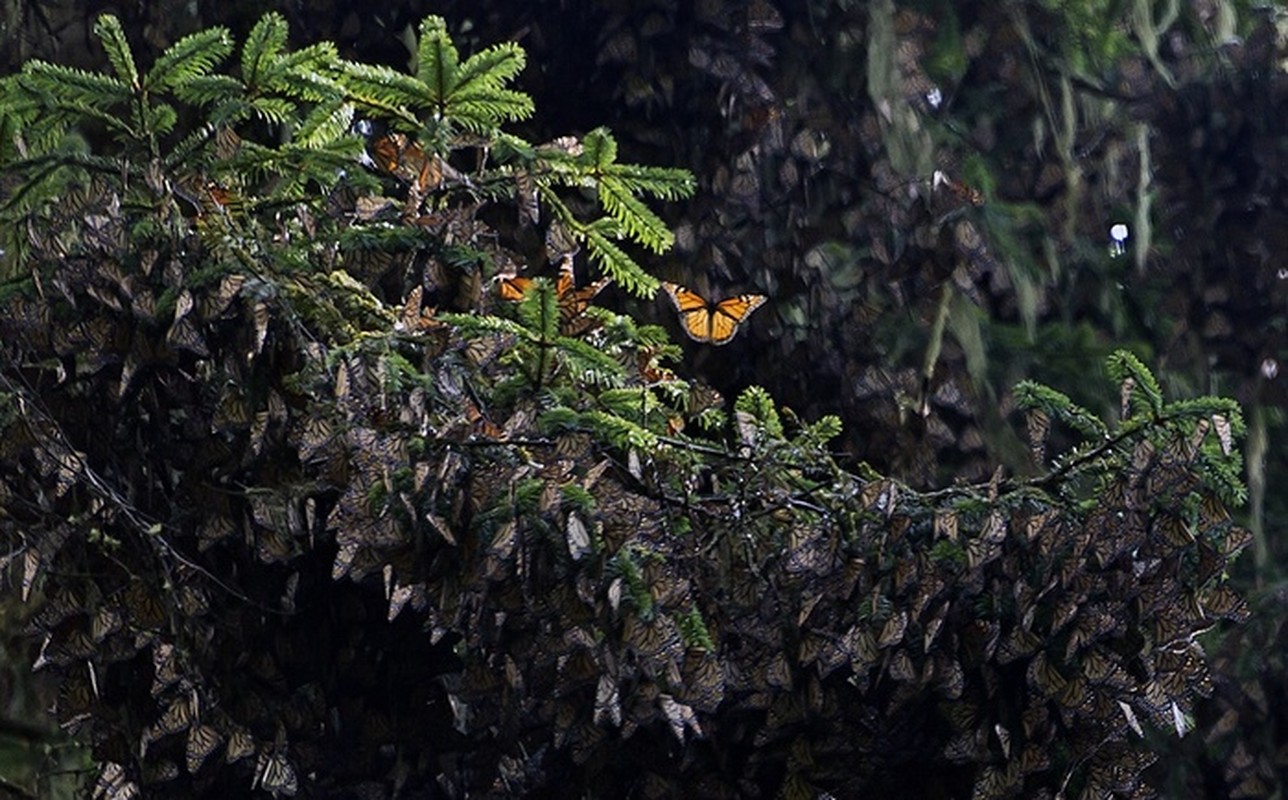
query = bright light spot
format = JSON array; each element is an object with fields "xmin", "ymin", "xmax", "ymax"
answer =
[
  {"xmin": 1262, "ymin": 358, "xmax": 1280, "ymax": 380},
  {"xmin": 926, "ymin": 87, "xmax": 943, "ymax": 108},
  {"xmin": 1278, "ymin": 268, "xmax": 1288, "ymax": 280},
  {"xmin": 1108, "ymin": 224, "xmax": 1129, "ymax": 257}
]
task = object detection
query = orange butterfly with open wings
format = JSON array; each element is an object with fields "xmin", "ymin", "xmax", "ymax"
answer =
[{"xmin": 661, "ymin": 282, "xmax": 767, "ymax": 345}]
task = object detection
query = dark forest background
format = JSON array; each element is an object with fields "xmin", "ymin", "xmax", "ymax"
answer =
[{"xmin": 1, "ymin": 0, "xmax": 1286, "ymax": 797}]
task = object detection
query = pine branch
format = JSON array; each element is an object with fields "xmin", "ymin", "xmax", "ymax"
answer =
[
  {"xmin": 272, "ymin": 59, "xmax": 345, "ymax": 103},
  {"xmin": 247, "ymin": 96, "xmax": 297, "ymax": 126},
  {"xmin": 598, "ymin": 177, "xmax": 674, "ymax": 254},
  {"xmin": 174, "ymin": 74, "xmax": 243, "ymax": 107},
  {"xmin": 340, "ymin": 61, "xmax": 432, "ymax": 125},
  {"xmin": 296, "ymin": 100, "xmax": 355, "ymax": 148},
  {"xmin": 556, "ymin": 335, "xmax": 627, "ymax": 380},
  {"xmin": 145, "ymin": 26, "xmax": 233, "ymax": 92},
  {"xmin": 450, "ymin": 92, "xmax": 534, "ymax": 131},
  {"xmin": 582, "ymin": 410, "xmax": 662, "ymax": 452},
  {"xmin": 276, "ymin": 42, "xmax": 340, "ymax": 76},
  {"xmin": 92, "ymin": 14, "xmax": 139, "ymax": 88},
  {"xmin": 601, "ymin": 163, "xmax": 697, "ymax": 200},
  {"xmin": 516, "ymin": 279, "xmax": 561, "ymax": 340},
  {"xmin": 454, "ymin": 44, "xmax": 527, "ymax": 98},
  {"xmin": 438, "ymin": 313, "xmax": 528, "ymax": 339},
  {"xmin": 16, "ymin": 63, "xmax": 130, "ymax": 111},
  {"xmin": 25, "ymin": 93, "xmax": 137, "ymax": 138},
  {"xmin": 579, "ymin": 218, "xmax": 658, "ymax": 296},
  {"xmin": 415, "ymin": 16, "xmax": 461, "ymax": 102},
  {"xmin": 583, "ymin": 127, "xmax": 618, "ymax": 172},
  {"xmin": 241, "ymin": 12, "xmax": 289, "ymax": 86}
]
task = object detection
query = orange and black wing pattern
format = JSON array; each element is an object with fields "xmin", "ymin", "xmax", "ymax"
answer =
[
  {"xmin": 555, "ymin": 258, "xmax": 611, "ymax": 331},
  {"xmin": 495, "ymin": 274, "xmax": 535, "ymax": 302},
  {"xmin": 370, "ymin": 132, "xmax": 442, "ymax": 193},
  {"xmin": 661, "ymin": 282, "xmax": 766, "ymax": 345},
  {"xmin": 496, "ymin": 259, "xmax": 612, "ymax": 335}
]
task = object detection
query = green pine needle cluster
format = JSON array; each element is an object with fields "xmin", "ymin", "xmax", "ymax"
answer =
[{"xmin": 1017, "ymin": 350, "xmax": 1247, "ymax": 506}]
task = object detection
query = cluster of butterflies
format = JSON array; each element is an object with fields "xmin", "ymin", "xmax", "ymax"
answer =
[
  {"xmin": 367, "ymin": 131, "xmax": 768, "ymax": 345},
  {"xmin": 369, "ymin": 131, "xmax": 461, "ymax": 195},
  {"xmin": 493, "ymin": 258, "xmax": 767, "ymax": 345}
]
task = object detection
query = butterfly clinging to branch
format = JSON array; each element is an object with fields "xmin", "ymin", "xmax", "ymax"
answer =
[{"xmin": 496, "ymin": 257, "xmax": 613, "ymax": 335}]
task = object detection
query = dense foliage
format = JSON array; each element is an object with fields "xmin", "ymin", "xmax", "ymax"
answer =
[{"xmin": 0, "ymin": 11, "xmax": 1265, "ymax": 799}]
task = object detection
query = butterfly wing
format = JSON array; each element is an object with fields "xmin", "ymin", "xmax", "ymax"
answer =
[
  {"xmin": 561, "ymin": 279, "xmax": 612, "ymax": 320},
  {"xmin": 662, "ymin": 282, "xmax": 716, "ymax": 343},
  {"xmin": 555, "ymin": 256, "xmax": 576, "ymax": 298},
  {"xmin": 371, "ymin": 133, "xmax": 439, "ymax": 192},
  {"xmin": 661, "ymin": 282, "xmax": 709, "ymax": 313},
  {"xmin": 496, "ymin": 275, "xmax": 534, "ymax": 302},
  {"xmin": 557, "ymin": 258, "xmax": 612, "ymax": 333},
  {"xmin": 708, "ymin": 294, "xmax": 767, "ymax": 345},
  {"xmin": 370, "ymin": 133, "xmax": 405, "ymax": 174}
]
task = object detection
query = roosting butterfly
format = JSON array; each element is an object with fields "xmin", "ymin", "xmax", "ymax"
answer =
[
  {"xmin": 370, "ymin": 132, "xmax": 459, "ymax": 194},
  {"xmin": 661, "ymin": 282, "xmax": 767, "ymax": 345},
  {"xmin": 496, "ymin": 258, "xmax": 612, "ymax": 335}
]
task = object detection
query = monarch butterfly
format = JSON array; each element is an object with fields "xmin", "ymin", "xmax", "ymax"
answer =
[
  {"xmin": 396, "ymin": 286, "xmax": 445, "ymax": 333},
  {"xmin": 1027, "ymin": 652, "xmax": 1067, "ymax": 698},
  {"xmin": 464, "ymin": 398, "xmax": 504, "ymax": 440},
  {"xmin": 683, "ymin": 380, "xmax": 724, "ymax": 418},
  {"xmin": 224, "ymin": 726, "xmax": 255, "ymax": 764},
  {"xmin": 91, "ymin": 606, "xmax": 123, "ymax": 643},
  {"xmin": 32, "ymin": 587, "xmax": 80, "ymax": 629},
  {"xmin": 593, "ymin": 674, "xmax": 622, "ymax": 727},
  {"xmin": 202, "ymin": 181, "xmax": 242, "ymax": 213},
  {"xmin": 494, "ymin": 273, "xmax": 534, "ymax": 302},
  {"xmin": 124, "ymin": 581, "xmax": 167, "ymax": 631},
  {"xmin": 996, "ymin": 628, "xmax": 1040, "ymax": 664},
  {"xmin": 888, "ymin": 649, "xmax": 918, "ymax": 683},
  {"xmin": 545, "ymin": 218, "xmax": 579, "ymax": 262},
  {"xmin": 660, "ymin": 282, "xmax": 766, "ymax": 345},
  {"xmin": 1057, "ymin": 674, "xmax": 1088, "ymax": 710},
  {"xmin": 1219, "ymin": 525, "xmax": 1252, "ymax": 557},
  {"xmin": 387, "ymin": 581, "xmax": 427, "ymax": 622},
  {"xmin": 878, "ymin": 611, "xmax": 909, "ymax": 648},
  {"xmin": 57, "ymin": 667, "xmax": 96, "ymax": 725},
  {"xmin": 92, "ymin": 762, "xmax": 139, "ymax": 800},
  {"xmin": 484, "ymin": 521, "xmax": 519, "ymax": 579},
  {"xmin": 680, "ymin": 653, "xmax": 725, "ymax": 712},
  {"xmin": 150, "ymin": 642, "xmax": 181, "ymax": 697},
  {"xmin": 565, "ymin": 513, "xmax": 591, "ymax": 561},
  {"xmin": 254, "ymin": 749, "xmax": 298, "ymax": 797},
  {"xmin": 496, "ymin": 258, "xmax": 612, "ymax": 335},
  {"xmin": 146, "ymin": 696, "xmax": 196, "ymax": 745},
  {"xmin": 658, "ymin": 694, "xmax": 701, "ymax": 744},
  {"xmin": 186, "ymin": 724, "xmax": 223, "ymax": 774},
  {"xmin": 370, "ymin": 132, "xmax": 443, "ymax": 194},
  {"xmin": 556, "ymin": 265, "xmax": 612, "ymax": 334},
  {"xmin": 765, "ymin": 652, "xmax": 793, "ymax": 689},
  {"xmin": 623, "ymin": 614, "xmax": 682, "ymax": 663},
  {"xmin": 175, "ymin": 575, "xmax": 210, "ymax": 617}
]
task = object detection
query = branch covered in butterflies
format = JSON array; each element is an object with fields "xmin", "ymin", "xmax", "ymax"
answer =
[{"xmin": 0, "ymin": 369, "xmax": 285, "ymax": 616}]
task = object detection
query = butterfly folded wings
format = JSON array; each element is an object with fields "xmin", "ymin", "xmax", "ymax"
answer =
[
  {"xmin": 370, "ymin": 132, "xmax": 470, "ymax": 194},
  {"xmin": 661, "ymin": 282, "xmax": 767, "ymax": 345}
]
